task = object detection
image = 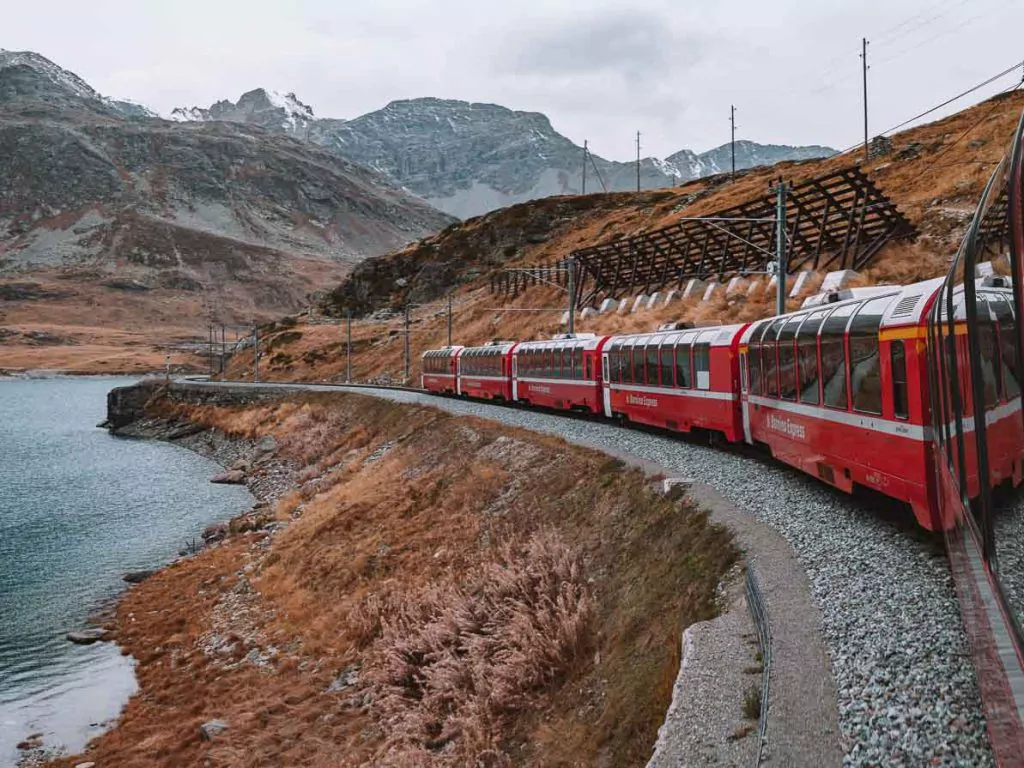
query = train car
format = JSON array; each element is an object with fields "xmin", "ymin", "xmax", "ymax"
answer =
[
  {"xmin": 456, "ymin": 341, "xmax": 517, "ymax": 401},
  {"xmin": 600, "ymin": 324, "xmax": 748, "ymax": 442},
  {"xmin": 512, "ymin": 334, "xmax": 610, "ymax": 413},
  {"xmin": 421, "ymin": 346, "xmax": 463, "ymax": 395},
  {"xmin": 738, "ymin": 278, "xmax": 1024, "ymax": 531}
]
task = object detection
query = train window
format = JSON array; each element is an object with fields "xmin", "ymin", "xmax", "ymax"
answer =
[
  {"xmin": 778, "ymin": 316, "xmax": 802, "ymax": 400},
  {"xmin": 632, "ymin": 343, "xmax": 645, "ymax": 384},
  {"xmin": 573, "ymin": 347, "xmax": 583, "ymax": 379},
  {"xmin": 987, "ymin": 295, "xmax": 1019, "ymax": 398},
  {"xmin": 891, "ymin": 340, "xmax": 908, "ymax": 419},
  {"xmin": 659, "ymin": 343, "xmax": 674, "ymax": 387},
  {"xmin": 821, "ymin": 304, "xmax": 856, "ymax": 409},
  {"xmin": 694, "ymin": 342, "xmax": 711, "ymax": 390},
  {"xmin": 675, "ymin": 339, "xmax": 692, "ymax": 388},
  {"xmin": 585, "ymin": 353, "xmax": 592, "ymax": 380},
  {"xmin": 560, "ymin": 347, "xmax": 570, "ymax": 379},
  {"xmin": 747, "ymin": 322, "xmax": 766, "ymax": 395},
  {"xmin": 978, "ymin": 323, "xmax": 1001, "ymax": 407},
  {"xmin": 645, "ymin": 343, "xmax": 659, "ymax": 386},
  {"xmin": 796, "ymin": 311, "xmax": 825, "ymax": 405},
  {"xmin": 763, "ymin": 319, "xmax": 785, "ymax": 397},
  {"xmin": 848, "ymin": 297, "xmax": 890, "ymax": 415}
]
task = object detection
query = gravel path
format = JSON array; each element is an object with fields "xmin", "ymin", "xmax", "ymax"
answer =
[{"xmin": 328, "ymin": 386, "xmax": 995, "ymax": 767}]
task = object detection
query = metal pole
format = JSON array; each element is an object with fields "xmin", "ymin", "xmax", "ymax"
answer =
[
  {"xmin": 776, "ymin": 180, "xmax": 788, "ymax": 316},
  {"xmin": 567, "ymin": 257, "xmax": 576, "ymax": 336},
  {"xmin": 861, "ymin": 37, "xmax": 870, "ymax": 164},
  {"xmin": 635, "ymin": 131, "xmax": 641, "ymax": 193},
  {"xmin": 582, "ymin": 140, "xmax": 587, "ymax": 195},
  {"xmin": 253, "ymin": 325, "xmax": 259, "ymax": 383},
  {"xmin": 730, "ymin": 105, "xmax": 736, "ymax": 179},
  {"xmin": 447, "ymin": 295, "xmax": 453, "ymax": 347},
  {"xmin": 208, "ymin": 325, "xmax": 213, "ymax": 378},
  {"xmin": 346, "ymin": 309, "xmax": 352, "ymax": 383},
  {"xmin": 220, "ymin": 325, "xmax": 226, "ymax": 376},
  {"xmin": 403, "ymin": 304, "xmax": 411, "ymax": 384}
]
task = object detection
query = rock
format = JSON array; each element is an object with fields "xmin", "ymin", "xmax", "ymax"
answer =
[
  {"xmin": 202, "ymin": 523, "xmax": 228, "ymax": 543},
  {"xmin": 67, "ymin": 628, "xmax": 109, "ymax": 645},
  {"xmin": 253, "ymin": 435, "xmax": 278, "ymax": 456},
  {"xmin": 199, "ymin": 719, "xmax": 229, "ymax": 741},
  {"xmin": 74, "ymin": 762, "xmax": 96, "ymax": 768},
  {"xmin": 123, "ymin": 569, "xmax": 156, "ymax": 584},
  {"xmin": 327, "ymin": 666, "xmax": 360, "ymax": 692},
  {"xmin": 211, "ymin": 469, "xmax": 245, "ymax": 484},
  {"xmin": 230, "ymin": 458, "xmax": 251, "ymax": 472}
]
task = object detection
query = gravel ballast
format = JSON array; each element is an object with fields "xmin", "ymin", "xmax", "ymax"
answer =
[{"xmin": 333, "ymin": 387, "xmax": 995, "ymax": 767}]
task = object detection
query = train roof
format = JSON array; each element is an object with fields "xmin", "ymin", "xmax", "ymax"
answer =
[
  {"xmin": 608, "ymin": 323, "xmax": 747, "ymax": 348},
  {"xmin": 514, "ymin": 334, "xmax": 607, "ymax": 351}
]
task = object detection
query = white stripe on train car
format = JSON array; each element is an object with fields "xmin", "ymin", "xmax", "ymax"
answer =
[
  {"xmin": 746, "ymin": 395, "xmax": 930, "ymax": 441},
  {"xmin": 459, "ymin": 375, "xmax": 507, "ymax": 382},
  {"xmin": 608, "ymin": 383, "xmax": 738, "ymax": 402},
  {"xmin": 517, "ymin": 377, "xmax": 596, "ymax": 387}
]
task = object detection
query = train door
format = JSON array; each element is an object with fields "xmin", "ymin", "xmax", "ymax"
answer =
[
  {"xmin": 455, "ymin": 349, "xmax": 463, "ymax": 396},
  {"xmin": 602, "ymin": 350, "xmax": 612, "ymax": 418},
  {"xmin": 512, "ymin": 351, "xmax": 519, "ymax": 401},
  {"xmin": 740, "ymin": 350, "xmax": 752, "ymax": 443}
]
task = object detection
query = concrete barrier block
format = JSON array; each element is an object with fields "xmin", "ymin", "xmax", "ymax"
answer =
[
  {"xmin": 682, "ymin": 279, "xmax": 706, "ymax": 300},
  {"xmin": 702, "ymin": 282, "xmax": 719, "ymax": 302},
  {"xmin": 560, "ymin": 310, "xmax": 570, "ymax": 326},
  {"xmin": 726, "ymin": 277, "xmax": 748, "ymax": 296},
  {"xmin": 599, "ymin": 298, "xmax": 619, "ymax": 314},
  {"xmin": 747, "ymin": 279, "xmax": 762, "ymax": 296},
  {"xmin": 663, "ymin": 289, "xmax": 679, "ymax": 305},
  {"xmin": 975, "ymin": 261, "xmax": 995, "ymax": 278},
  {"xmin": 580, "ymin": 307, "xmax": 598, "ymax": 320},
  {"xmin": 617, "ymin": 298, "xmax": 631, "ymax": 314},
  {"xmin": 630, "ymin": 294, "xmax": 649, "ymax": 313},
  {"xmin": 820, "ymin": 270, "xmax": 858, "ymax": 292},
  {"xmin": 645, "ymin": 292, "xmax": 662, "ymax": 310},
  {"xmin": 788, "ymin": 270, "xmax": 813, "ymax": 298}
]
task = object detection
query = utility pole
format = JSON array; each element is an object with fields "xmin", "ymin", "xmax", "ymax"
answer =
[
  {"xmin": 567, "ymin": 256, "xmax": 576, "ymax": 336},
  {"xmin": 773, "ymin": 178, "xmax": 789, "ymax": 316},
  {"xmin": 253, "ymin": 326, "xmax": 260, "ymax": 383},
  {"xmin": 447, "ymin": 295, "xmax": 453, "ymax": 347},
  {"xmin": 208, "ymin": 325, "xmax": 214, "ymax": 378},
  {"xmin": 403, "ymin": 304, "xmax": 411, "ymax": 385},
  {"xmin": 861, "ymin": 38, "xmax": 870, "ymax": 164},
  {"xmin": 730, "ymin": 105, "xmax": 737, "ymax": 179},
  {"xmin": 346, "ymin": 309, "xmax": 352, "ymax": 383},
  {"xmin": 582, "ymin": 140, "xmax": 588, "ymax": 195},
  {"xmin": 635, "ymin": 131, "xmax": 641, "ymax": 193},
  {"xmin": 220, "ymin": 325, "xmax": 226, "ymax": 377}
]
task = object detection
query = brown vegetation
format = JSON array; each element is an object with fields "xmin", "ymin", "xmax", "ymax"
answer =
[{"xmin": 51, "ymin": 392, "xmax": 736, "ymax": 767}]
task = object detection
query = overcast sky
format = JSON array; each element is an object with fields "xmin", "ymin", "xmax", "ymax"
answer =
[{"xmin": 5, "ymin": 0, "xmax": 1023, "ymax": 160}]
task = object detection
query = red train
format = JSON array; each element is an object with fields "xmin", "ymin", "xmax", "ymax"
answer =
[{"xmin": 423, "ymin": 275, "xmax": 1024, "ymax": 532}]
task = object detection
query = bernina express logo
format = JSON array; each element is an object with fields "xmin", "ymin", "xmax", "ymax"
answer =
[
  {"xmin": 768, "ymin": 413, "xmax": 806, "ymax": 440},
  {"xmin": 627, "ymin": 394, "xmax": 658, "ymax": 407}
]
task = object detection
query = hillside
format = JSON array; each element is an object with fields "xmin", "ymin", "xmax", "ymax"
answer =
[
  {"xmin": 172, "ymin": 94, "xmax": 836, "ymax": 218},
  {"xmin": 223, "ymin": 88, "xmax": 1024, "ymax": 386},
  {"xmin": 0, "ymin": 51, "xmax": 453, "ymax": 374}
]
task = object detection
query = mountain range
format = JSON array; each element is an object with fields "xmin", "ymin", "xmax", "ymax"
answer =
[{"xmin": 169, "ymin": 92, "xmax": 837, "ymax": 218}]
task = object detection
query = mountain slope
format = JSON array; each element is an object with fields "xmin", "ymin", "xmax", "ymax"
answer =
[
  {"xmin": 173, "ymin": 93, "xmax": 837, "ymax": 219},
  {"xmin": 0, "ymin": 51, "xmax": 454, "ymax": 373}
]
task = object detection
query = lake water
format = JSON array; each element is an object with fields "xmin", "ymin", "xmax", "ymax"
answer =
[{"xmin": 0, "ymin": 378, "xmax": 253, "ymax": 766}]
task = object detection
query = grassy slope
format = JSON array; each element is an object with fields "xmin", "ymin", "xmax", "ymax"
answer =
[
  {"xmin": 223, "ymin": 90, "xmax": 1024, "ymax": 385},
  {"xmin": 51, "ymin": 392, "xmax": 736, "ymax": 767}
]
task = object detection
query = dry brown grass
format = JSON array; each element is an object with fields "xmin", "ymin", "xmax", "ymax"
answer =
[{"xmin": 53, "ymin": 392, "xmax": 737, "ymax": 768}]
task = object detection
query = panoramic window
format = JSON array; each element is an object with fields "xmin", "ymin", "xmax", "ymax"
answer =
[
  {"xmin": 645, "ymin": 343, "xmax": 659, "ymax": 386},
  {"xmin": 821, "ymin": 303, "xmax": 856, "ymax": 409},
  {"xmin": 991, "ymin": 295, "xmax": 1022, "ymax": 398},
  {"xmin": 762, "ymin": 319, "xmax": 785, "ymax": 397},
  {"xmin": 747, "ymin": 322, "xmax": 766, "ymax": 395},
  {"xmin": 694, "ymin": 341, "xmax": 712, "ymax": 390},
  {"xmin": 797, "ymin": 312, "xmax": 825, "ymax": 405},
  {"xmin": 778, "ymin": 315, "xmax": 802, "ymax": 401},
  {"xmin": 675, "ymin": 338, "xmax": 692, "ymax": 388},
  {"xmin": 849, "ymin": 296, "xmax": 891, "ymax": 415},
  {"xmin": 659, "ymin": 342, "xmax": 674, "ymax": 387}
]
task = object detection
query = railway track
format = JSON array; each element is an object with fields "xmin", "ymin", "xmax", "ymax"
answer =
[{"xmin": 170, "ymin": 377, "xmax": 995, "ymax": 765}]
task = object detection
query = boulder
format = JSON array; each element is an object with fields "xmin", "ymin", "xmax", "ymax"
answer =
[
  {"xmin": 123, "ymin": 569, "xmax": 156, "ymax": 584},
  {"xmin": 67, "ymin": 628, "xmax": 109, "ymax": 645},
  {"xmin": 230, "ymin": 458, "xmax": 251, "ymax": 472},
  {"xmin": 211, "ymin": 469, "xmax": 245, "ymax": 485},
  {"xmin": 253, "ymin": 435, "xmax": 278, "ymax": 456},
  {"xmin": 199, "ymin": 719, "xmax": 229, "ymax": 741},
  {"xmin": 202, "ymin": 523, "xmax": 228, "ymax": 543}
]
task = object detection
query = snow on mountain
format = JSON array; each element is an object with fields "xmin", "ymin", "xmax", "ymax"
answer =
[{"xmin": 170, "ymin": 88, "xmax": 315, "ymax": 135}]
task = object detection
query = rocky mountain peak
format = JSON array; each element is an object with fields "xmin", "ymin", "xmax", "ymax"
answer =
[{"xmin": 171, "ymin": 88, "xmax": 316, "ymax": 135}]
